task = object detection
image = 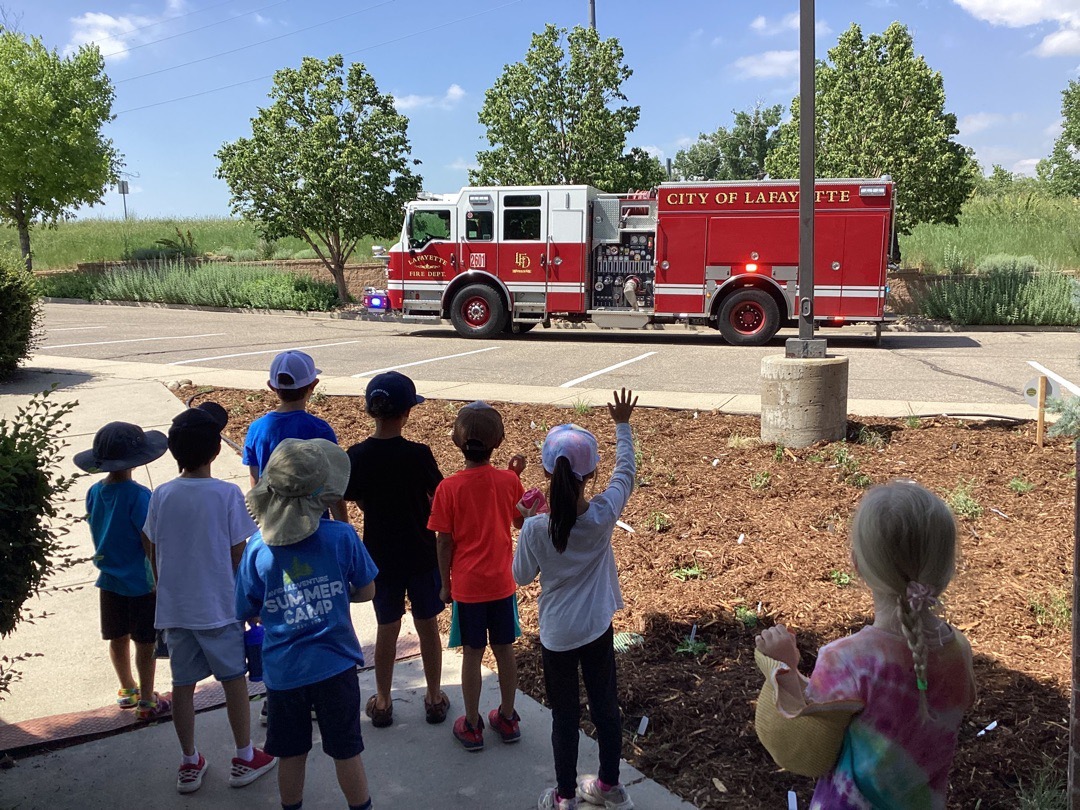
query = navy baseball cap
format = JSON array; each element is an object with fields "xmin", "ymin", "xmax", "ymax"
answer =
[{"xmin": 365, "ymin": 371, "xmax": 425, "ymax": 414}]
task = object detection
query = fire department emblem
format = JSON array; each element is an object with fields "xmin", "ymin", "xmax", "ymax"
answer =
[
  {"xmin": 411, "ymin": 255, "xmax": 448, "ymax": 271},
  {"xmin": 514, "ymin": 252, "xmax": 531, "ymax": 270}
]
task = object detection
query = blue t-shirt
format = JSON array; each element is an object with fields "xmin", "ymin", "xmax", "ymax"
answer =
[
  {"xmin": 235, "ymin": 520, "xmax": 379, "ymax": 691},
  {"xmin": 86, "ymin": 479, "xmax": 154, "ymax": 597},
  {"xmin": 242, "ymin": 410, "xmax": 338, "ymax": 478}
]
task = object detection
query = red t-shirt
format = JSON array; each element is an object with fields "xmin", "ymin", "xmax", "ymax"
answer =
[{"xmin": 427, "ymin": 465, "xmax": 523, "ymax": 603}]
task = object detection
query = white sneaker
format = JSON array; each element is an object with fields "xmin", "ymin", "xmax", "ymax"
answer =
[
  {"xmin": 176, "ymin": 755, "xmax": 207, "ymax": 794},
  {"xmin": 539, "ymin": 787, "xmax": 580, "ymax": 810},
  {"xmin": 576, "ymin": 776, "xmax": 634, "ymax": 810}
]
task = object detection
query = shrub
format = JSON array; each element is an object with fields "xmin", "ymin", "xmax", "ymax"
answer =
[{"xmin": 0, "ymin": 252, "xmax": 40, "ymax": 380}]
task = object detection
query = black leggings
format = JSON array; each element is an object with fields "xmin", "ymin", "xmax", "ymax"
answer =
[{"xmin": 541, "ymin": 624, "xmax": 622, "ymax": 797}]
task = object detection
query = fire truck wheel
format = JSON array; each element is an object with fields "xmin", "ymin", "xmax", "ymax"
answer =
[
  {"xmin": 450, "ymin": 284, "xmax": 508, "ymax": 338},
  {"xmin": 718, "ymin": 288, "xmax": 780, "ymax": 346}
]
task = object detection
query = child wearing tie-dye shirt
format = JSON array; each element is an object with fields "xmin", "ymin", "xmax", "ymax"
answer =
[{"xmin": 755, "ymin": 481, "xmax": 976, "ymax": 810}]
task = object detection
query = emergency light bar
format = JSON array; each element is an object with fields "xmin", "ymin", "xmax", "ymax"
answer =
[
  {"xmin": 859, "ymin": 184, "xmax": 888, "ymax": 197},
  {"xmin": 363, "ymin": 287, "xmax": 389, "ymax": 312},
  {"xmin": 468, "ymin": 194, "xmax": 492, "ymax": 205}
]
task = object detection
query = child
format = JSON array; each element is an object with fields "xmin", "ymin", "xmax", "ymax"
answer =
[
  {"xmin": 75, "ymin": 421, "xmax": 170, "ymax": 720},
  {"xmin": 237, "ymin": 438, "xmax": 379, "ymax": 810},
  {"xmin": 142, "ymin": 402, "xmax": 277, "ymax": 794},
  {"xmin": 242, "ymin": 350, "xmax": 347, "ymax": 521},
  {"xmin": 428, "ymin": 401, "xmax": 525, "ymax": 751},
  {"xmin": 754, "ymin": 480, "xmax": 976, "ymax": 810},
  {"xmin": 343, "ymin": 371, "xmax": 449, "ymax": 728},
  {"xmin": 513, "ymin": 389, "xmax": 638, "ymax": 810}
]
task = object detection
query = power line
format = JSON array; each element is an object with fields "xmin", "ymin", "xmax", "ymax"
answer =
[
  {"xmin": 103, "ymin": 0, "xmax": 293, "ymax": 59},
  {"xmin": 114, "ymin": 0, "xmax": 527, "ymax": 115},
  {"xmin": 101, "ymin": 0, "xmax": 244, "ymax": 40},
  {"xmin": 116, "ymin": 0, "xmax": 393, "ymax": 83}
]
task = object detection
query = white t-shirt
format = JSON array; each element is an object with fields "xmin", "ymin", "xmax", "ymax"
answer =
[
  {"xmin": 143, "ymin": 477, "xmax": 257, "ymax": 630},
  {"xmin": 513, "ymin": 422, "xmax": 634, "ymax": 652}
]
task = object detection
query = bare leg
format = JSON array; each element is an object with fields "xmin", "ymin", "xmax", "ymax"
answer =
[
  {"xmin": 277, "ymin": 754, "xmax": 307, "ymax": 806},
  {"xmin": 134, "ymin": 641, "xmax": 156, "ymax": 704},
  {"xmin": 414, "ymin": 615, "xmax": 443, "ymax": 704},
  {"xmin": 461, "ymin": 646, "xmax": 485, "ymax": 727},
  {"xmin": 171, "ymin": 683, "xmax": 197, "ymax": 756},
  {"xmin": 221, "ymin": 676, "xmax": 252, "ymax": 749},
  {"xmin": 334, "ymin": 754, "xmax": 370, "ymax": 806},
  {"xmin": 109, "ymin": 636, "xmax": 137, "ymax": 692},
  {"xmin": 490, "ymin": 643, "xmax": 518, "ymax": 718},
  {"xmin": 373, "ymin": 620, "xmax": 401, "ymax": 710}
]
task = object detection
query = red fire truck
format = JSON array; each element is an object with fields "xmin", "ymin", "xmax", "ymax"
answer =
[{"xmin": 385, "ymin": 178, "xmax": 895, "ymax": 346}]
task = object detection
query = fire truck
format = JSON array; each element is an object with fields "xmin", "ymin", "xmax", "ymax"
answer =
[{"xmin": 384, "ymin": 178, "xmax": 896, "ymax": 346}]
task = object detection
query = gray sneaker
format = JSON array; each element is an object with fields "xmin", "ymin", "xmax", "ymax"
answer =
[{"xmin": 576, "ymin": 776, "xmax": 633, "ymax": 810}]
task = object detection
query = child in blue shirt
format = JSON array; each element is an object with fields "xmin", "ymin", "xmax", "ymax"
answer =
[
  {"xmin": 238, "ymin": 438, "xmax": 379, "ymax": 810},
  {"xmin": 75, "ymin": 421, "xmax": 170, "ymax": 720}
]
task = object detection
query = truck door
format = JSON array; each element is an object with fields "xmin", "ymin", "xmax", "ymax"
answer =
[
  {"xmin": 547, "ymin": 207, "xmax": 585, "ymax": 311},
  {"xmin": 405, "ymin": 206, "xmax": 457, "ymax": 282},
  {"xmin": 840, "ymin": 214, "xmax": 888, "ymax": 319},
  {"xmin": 812, "ymin": 214, "xmax": 845, "ymax": 318},
  {"xmin": 655, "ymin": 215, "xmax": 706, "ymax": 314},
  {"xmin": 458, "ymin": 195, "xmax": 496, "ymax": 277},
  {"xmin": 497, "ymin": 192, "xmax": 548, "ymax": 285}
]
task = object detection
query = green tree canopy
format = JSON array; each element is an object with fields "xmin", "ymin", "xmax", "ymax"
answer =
[
  {"xmin": 674, "ymin": 103, "xmax": 783, "ymax": 181},
  {"xmin": 1037, "ymin": 79, "xmax": 1080, "ymax": 198},
  {"xmin": 765, "ymin": 22, "xmax": 977, "ymax": 233},
  {"xmin": 471, "ymin": 24, "xmax": 655, "ymax": 191},
  {"xmin": 0, "ymin": 30, "xmax": 120, "ymax": 270},
  {"xmin": 216, "ymin": 55, "xmax": 421, "ymax": 302}
]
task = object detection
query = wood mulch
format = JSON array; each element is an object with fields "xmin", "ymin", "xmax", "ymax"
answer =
[{"xmin": 180, "ymin": 384, "xmax": 1077, "ymax": 808}]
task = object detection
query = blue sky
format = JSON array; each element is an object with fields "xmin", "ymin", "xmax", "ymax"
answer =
[{"xmin": 10, "ymin": 0, "xmax": 1080, "ymax": 218}]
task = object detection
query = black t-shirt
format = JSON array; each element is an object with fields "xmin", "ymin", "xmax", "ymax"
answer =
[{"xmin": 344, "ymin": 436, "xmax": 443, "ymax": 576}]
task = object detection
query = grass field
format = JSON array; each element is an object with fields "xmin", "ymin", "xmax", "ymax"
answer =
[{"xmin": 0, "ymin": 217, "xmax": 386, "ymax": 270}]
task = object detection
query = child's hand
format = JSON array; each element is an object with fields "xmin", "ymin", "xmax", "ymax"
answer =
[
  {"xmin": 756, "ymin": 624, "xmax": 800, "ymax": 671},
  {"xmin": 608, "ymin": 388, "xmax": 637, "ymax": 424},
  {"xmin": 517, "ymin": 498, "xmax": 540, "ymax": 519},
  {"xmin": 507, "ymin": 454, "xmax": 526, "ymax": 476},
  {"xmin": 439, "ymin": 585, "xmax": 451, "ymax": 604}
]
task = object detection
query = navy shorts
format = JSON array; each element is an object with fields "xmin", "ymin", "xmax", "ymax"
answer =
[
  {"xmin": 456, "ymin": 595, "xmax": 517, "ymax": 649},
  {"xmin": 372, "ymin": 568, "xmax": 445, "ymax": 625},
  {"xmin": 99, "ymin": 589, "xmax": 156, "ymax": 644},
  {"xmin": 265, "ymin": 666, "xmax": 364, "ymax": 760}
]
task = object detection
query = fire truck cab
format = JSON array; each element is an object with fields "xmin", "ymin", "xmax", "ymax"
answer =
[{"xmin": 386, "ymin": 178, "xmax": 895, "ymax": 346}]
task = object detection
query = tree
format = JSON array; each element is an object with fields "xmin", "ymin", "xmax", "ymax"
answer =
[
  {"xmin": 471, "ymin": 24, "xmax": 649, "ymax": 191},
  {"xmin": 216, "ymin": 55, "xmax": 421, "ymax": 302},
  {"xmin": 1037, "ymin": 79, "xmax": 1080, "ymax": 198},
  {"xmin": 673, "ymin": 103, "xmax": 783, "ymax": 181},
  {"xmin": 974, "ymin": 163, "xmax": 1047, "ymax": 198},
  {"xmin": 0, "ymin": 30, "xmax": 120, "ymax": 270},
  {"xmin": 765, "ymin": 22, "xmax": 978, "ymax": 234}
]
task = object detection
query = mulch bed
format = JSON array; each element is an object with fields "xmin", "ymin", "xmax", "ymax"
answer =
[{"xmin": 180, "ymin": 384, "xmax": 1077, "ymax": 808}]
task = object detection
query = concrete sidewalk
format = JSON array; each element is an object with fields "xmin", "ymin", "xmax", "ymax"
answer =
[{"xmin": 0, "ymin": 362, "xmax": 694, "ymax": 809}]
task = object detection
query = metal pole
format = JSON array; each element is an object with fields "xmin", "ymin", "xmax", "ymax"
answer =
[
  {"xmin": 589, "ymin": 0, "xmax": 595, "ymax": 29},
  {"xmin": 786, "ymin": 0, "xmax": 825, "ymax": 358},
  {"xmin": 1071, "ymin": 439, "xmax": 1080, "ymax": 807}
]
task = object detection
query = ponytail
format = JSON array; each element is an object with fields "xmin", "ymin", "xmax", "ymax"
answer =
[{"xmin": 547, "ymin": 456, "xmax": 580, "ymax": 554}]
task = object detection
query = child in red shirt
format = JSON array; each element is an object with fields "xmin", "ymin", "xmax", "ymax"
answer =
[{"xmin": 428, "ymin": 401, "xmax": 525, "ymax": 752}]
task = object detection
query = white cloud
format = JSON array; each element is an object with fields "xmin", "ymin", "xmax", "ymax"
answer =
[
  {"xmin": 448, "ymin": 158, "xmax": 479, "ymax": 172},
  {"xmin": 750, "ymin": 12, "xmax": 831, "ymax": 37},
  {"xmin": 1046, "ymin": 118, "xmax": 1065, "ymax": 138},
  {"xmin": 641, "ymin": 145, "xmax": 665, "ymax": 161},
  {"xmin": 393, "ymin": 84, "xmax": 466, "ymax": 111},
  {"xmin": 65, "ymin": 11, "xmax": 155, "ymax": 61},
  {"xmin": 959, "ymin": 111, "xmax": 1023, "ymax": 134},
  {"xmin": 733, "ymin": 50, "xmax": 799, "ymax": 79},
  {"xmin": 952, "ymin": 0, "xmax": 1080, "ymax": 57},
  {"xmin": 1012, "ymin": 158, "xmax": 1041, "ymax": 175},
  {"xmin": 675, "ymin": 136, "xmax": 696, "ymax": 148}
]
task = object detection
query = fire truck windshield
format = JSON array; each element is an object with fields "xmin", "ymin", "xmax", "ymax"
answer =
[{"xmin": 409, "ymin": 209, "xmax": 451, "ymax": 248}]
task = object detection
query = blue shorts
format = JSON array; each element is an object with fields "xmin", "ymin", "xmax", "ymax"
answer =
[
  {"xmin": 456, "ymin": 595, "xmax": 518, "ymax": 649},
  {"xmin": 165, "ymin": 623, "xmax": 246, "ymax": 686},
  {"xmin": 265, "ymin": 666, "xmax": 364, "ymax": 760},
  {"xmin": 372, "ymin": 568, "xmax": 445, "ymax": 625}
]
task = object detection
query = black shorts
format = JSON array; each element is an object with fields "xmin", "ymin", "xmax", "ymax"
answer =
[
  {"xmin": 265, "ymin": 666, "xmax": 365, "ymax": 760},
  {"xmin": 99, "ymin": 589, "xmax": 157, "ymax": 644},
  {"xmin": 457, "ymin": 595, "xmax": 517, "ymax": 649},
  {"xmin": 372, "ymin": 568, "xmax": 445, "ymax": 625}
]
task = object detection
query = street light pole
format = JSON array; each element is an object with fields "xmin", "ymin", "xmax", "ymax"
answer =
[{"xmin": 589, "ymin": 0, "xmax": 595, "ymax": 30}]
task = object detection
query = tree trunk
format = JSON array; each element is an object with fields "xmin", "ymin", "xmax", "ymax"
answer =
[
  {"xmin": 331, "ymin": 259, "xmax": 351, "ymax": 303},
  {"xmin": 16, "ymin": 219, "xmax": 32, "ymax": 272}
]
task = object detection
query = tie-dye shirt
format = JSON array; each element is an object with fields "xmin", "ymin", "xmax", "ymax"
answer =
[{"xmin": 806, "ymin": 625, "xmax": 975, "ymax": 810}]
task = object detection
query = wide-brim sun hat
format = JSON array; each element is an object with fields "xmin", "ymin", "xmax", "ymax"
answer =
[
  {"xmin": 74, "ymin": 421, "xmax": 169, "ymax": 473},
  {"xmin": 541, "ymin": 424, "xmax": 600, "ymax": 480},
  {"xmin": 246, "ymin": 438, "xmax": 349, "ymax": 546}
]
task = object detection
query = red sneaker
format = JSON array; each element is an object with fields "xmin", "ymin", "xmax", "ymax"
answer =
[
  {"xmin": 487, "ymin": 707, "xmax": 521, "ymax": 743},
  {"xmin": 452, "ymin": 714, "xmax": 485, "ymax": 751},
  {"xmin": 176, "ymin": 754, "xmax": 207, "ymax": 794},
  {"xmin": 229, "ymin": 747, "xmax": 277, "ymax": 787}
]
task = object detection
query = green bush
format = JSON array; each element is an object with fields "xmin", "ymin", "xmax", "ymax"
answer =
[
  {"xmin": 0, "ymin": 389, "xmax": 80, "ymax": 699},
  {"xmin": 0, "ymin": 253, "xmax": 41, "ymax": 380}
]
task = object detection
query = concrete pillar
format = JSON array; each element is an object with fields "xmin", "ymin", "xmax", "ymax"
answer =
[{"xmin": 760, "ymin": 355, "xmax": 849, "ymax": 448}]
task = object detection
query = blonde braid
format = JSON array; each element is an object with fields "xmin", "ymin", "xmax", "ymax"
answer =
[{"xmin": 897, "ymin": 593, "xmax": 932, "ymax": 722}]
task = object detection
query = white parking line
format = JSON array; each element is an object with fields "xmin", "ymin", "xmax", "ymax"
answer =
[
  {"xmin": 46, "ymin": 333, "xmax": 226, "ymax": 350},
  {"xmin": 169, "ymin": 340, "xmax": 363, "ymax": 366},
  {"xmin": 560, "ymin": 352, "xmax": 658, "ymax": 388},
  {"xmin": 1027, "ymin": 361, "xmax": 1080, "ymax": 396},
  {"xmin": 48, "ymin": 326, "xmax": 109, "ymax": 332},
  {"xmin": 352, "ymin": 347, "xmax": 501, "ymax": 378}
]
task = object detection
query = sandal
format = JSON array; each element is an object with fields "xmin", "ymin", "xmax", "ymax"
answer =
[
  {"xmin": 365, "ymin": 694, "xmax": 393, "ymax": 728},
  {"xmin": 425, "ymin": 691, "xmax": 450, "ymax": 724}
]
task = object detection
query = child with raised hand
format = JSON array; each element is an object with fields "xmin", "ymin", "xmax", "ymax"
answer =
[
  {"xmin": 75, "ymin": 421, "xmax": 170, "ymax": 720},
  {"xmin": 428, "ymin": 401, "xmax": 525, "ymax": 752},
  {"xmin": 513, "ymin": 388, "xmax": 638, "ymax": 810},
  {"xmin": 754, "ymin": 480, "xmax": 976, "ymax": 810}
]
